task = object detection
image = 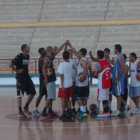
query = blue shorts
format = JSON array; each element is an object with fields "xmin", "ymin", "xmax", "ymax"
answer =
[
  {"xmin": 129, "ymin": 86, "xmax": 140, "ymax": 97},
  {"xmin": 113, "ymin": 81, "xmax": 124, "ymax": 97},
  {"xmin": 75, "ymin": 86, "xmax": 89, "ymax": 100}
]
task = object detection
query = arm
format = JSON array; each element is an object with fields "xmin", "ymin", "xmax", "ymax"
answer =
[
  {"xmin": 67, "ymin": 41, "xmax": 79, "ymax": 58},
  {"xmin": 53, "ymin": 41, "xmax": 67, "ymax": 57},
  {"xmin": 124, "ymin": 65, "xmax": 129, "ymax": 80},
  {"xmin": 60, "ymin": 74, "xmax": 65, "ymax": 91},
  {"xmin": 88, "ymin": 62, "xmax": 93, "ymax": 84},
  {"xmin": 42, "ymin": 56, "xmax": 50, "ymax": 85},
  {"xmin": 89, "ymin": 51, "xmax": 99, "ymax": 62},
  {"xmin": 114, "ymin": 56, "xmax": 124, "ymax": 84},
  {"xmin": 9, "ymin": 61, "xmax": 16, "ymax": 72}
]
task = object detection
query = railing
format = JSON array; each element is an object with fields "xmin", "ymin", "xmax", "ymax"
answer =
[{"xmin": 0, "ymin": 57, "xmax": 139, "ymax": 76}]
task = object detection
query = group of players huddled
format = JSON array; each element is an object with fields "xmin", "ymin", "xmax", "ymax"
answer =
[{"xmin": 9, "ymin": 41, "xmax": 140, "ymax": 121}]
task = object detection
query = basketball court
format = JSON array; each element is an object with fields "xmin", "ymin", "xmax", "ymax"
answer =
[{"xmin": 0, "ymin": 86, "xmax": 139, "ymax": 140}]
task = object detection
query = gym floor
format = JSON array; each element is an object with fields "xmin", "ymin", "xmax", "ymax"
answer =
[{"xmin": 0, "ymin": 87, "xmax": 139, "ymax": 140}]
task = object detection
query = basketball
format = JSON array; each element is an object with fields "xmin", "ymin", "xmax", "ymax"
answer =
[
  {"xmin": 77, "ymin": 72, "xmax": 86, "ymax": 82},
  {"xmin": 136, "ymin": 73, "xmax": 140, "ymax": 81},
  {"xmin": 46, "ymin": 68, "xmax": 53, "ymax": 76},
  {"xmin": 89, "ymin": 104, "xmax": 97, "ymax": 112}
]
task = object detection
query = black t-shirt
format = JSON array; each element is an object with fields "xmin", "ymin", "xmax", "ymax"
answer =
[
  {"xmin": 12, "ymin": 53, "xmax": 29, "ymax": 76},
  {"xmin": 46, "ymin": 56, "xmax": 56, "ymax": 83}
]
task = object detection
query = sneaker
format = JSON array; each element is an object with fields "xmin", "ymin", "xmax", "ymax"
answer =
[
  {"xmin": 131, "ymin": 108, "xmax": 140, "ymax": 115},
  {"xmin": 76, "ymin": 111, "xmax": 88, "ymax": 119},
  {"xmin": 111, "ymin": 110, "xmax": 120, "ymax": 117},
  {"xmin": 40, "ymin": 113, "xmax": 52, "ymax": 119},
  {"xmin": 47, "ymin": 109, "xmax": 59, "ymax": 118},
  {"xmin": 72, "ymin": 108, "xmax": 77, "ymax": 114},
  {"xmin": 59, "ymin": 112, "xmax": 67, "ymax": 121},
  {"xmin": 97, "ymin": 112, "xmax": 110, "ymax": 118},
  {"xmin": 125, "ymin": 105, "xmax": 130, "ymax": 112},
  {"xmin": 33, "ymin": 109, "xmax": 41, "ymax": 115},
  {"xmin": 24, "ymin": 108, "xmax": 32, "ymax": 115},
  {"xmin": 18, "ymin": 112, "xmax": 27, "ymax": 119}
]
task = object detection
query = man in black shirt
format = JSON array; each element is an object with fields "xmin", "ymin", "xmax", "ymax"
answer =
[
  {"xmin": 10, "ymin": 44, "xmax": 36, "ymax": 118},
  {"xmin": 33, "ymin": 48, "xmax": 47, "ymax": 115},
  {"xmin": 41, "ymin": 41, "xmax": 68, "ymax": 118}
]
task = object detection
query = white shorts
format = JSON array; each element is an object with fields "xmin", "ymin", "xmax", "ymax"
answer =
[{"xmin": 98, "ymin": 88, "xmax": 109, "ymax": 101}]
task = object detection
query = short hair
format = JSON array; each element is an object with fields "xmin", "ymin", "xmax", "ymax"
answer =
[
  {"xmin": 130, "ymin": 52, "xmax": 137, "ymax": 59},
  {"xmin": 123, "ymin": 54, "xmax": 127, "ymax": 60},
  {"xmin": 38, "ymin": 48, "xmax": 45, "ymax": 54},
  {"xmin": 114, "ymin": 44, "xmax": 122, "ymax": 53},
  {"xmin": 21, "ymin": 44, "xmax": 27, "ymax": 51},
  {"xmin": 104, "ymin": 48, "xmax": 110, "ymax": 53},
  {"xmin": 79, "ymin": 48, "xmax": 87, "ymax": 56},
  {"xmin": 46, "ymin": 46, "xmax": 53, "ymax": 52},
  {"xmin": 97, "ymin": 50, "xmax": 104, "ymax": 59},
  {"xmin": 63, "ymin": 51, "xmax": 69, "ymax": 60}
]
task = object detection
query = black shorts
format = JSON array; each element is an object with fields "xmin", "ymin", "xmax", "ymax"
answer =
[
  {"xmin": 39, "ymin": 76, "xmax": 47, "ymax": 96},
  {"xmin": 75, "ymin": 86, "xmax": 89, "ymax": 100},
  {"xmin": 16, "ymin": 74, "xmax": 36, "ymax": 97}
]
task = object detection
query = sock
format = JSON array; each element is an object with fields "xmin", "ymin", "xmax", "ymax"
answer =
[
  {"xmin": 80, "ymin": 106, "xmax": 86, "ymax": 112},
  {"xmin": 18, "ymin": 106, "xmax": 22, "ymax": 113},
  {"xmin": 24, "ymin": 103, "xmax": 29, "ymax": 109}
]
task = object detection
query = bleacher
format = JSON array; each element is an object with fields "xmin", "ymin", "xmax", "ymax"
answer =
[{"xmin": 0, "ymin": 0, "xmax": 140, "ymax": 58}]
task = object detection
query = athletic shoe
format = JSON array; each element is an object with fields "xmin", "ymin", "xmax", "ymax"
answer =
[
  {"xmin": 24, "ymin": 108, "xmax": 32, "ymax": 115},
  {"xmin": 47, "ymin": 109, "xmax": 59, "ymax": 118},
  {"xmin": 131, "ymin": 108, "xmax": 140, "ymax": 115},
  {"xmin": 59, "ymin": 112, "xmax": 67, "ymax": 121},
  {"xmin": 76, "ymin": 111, "xmax": 88, "ymax": 119},
  {"xmin": 40, "ymin": 113, "xmax": 52, "ymax": 119},
  {"xmin": 18, "ymin": 112, "xmax": 27, "ymax": 119},
  {"xmin": 72, "ymin": 108, "xmax": 77, "ymax": 114},
  {"xmin": 33, "ymin": 109, "xmax": 41, "ymax": 115},
  {"xmin": 111, "ymin": 110, "xmax": 120, "ymax": 117},
  {"xmin": 97, "ymin": 112, "xmax": 110, "ymax": 118},
  {"xmin": 125, "ymin": 105, "xmax": 130, "ymax": 112}
]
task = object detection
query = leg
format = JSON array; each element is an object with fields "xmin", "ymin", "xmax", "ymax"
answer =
[
  {"xmin": 117, "ymin": 96, "xmax": 122, "ymax": 110},
  {"xmin": 35, "ymin": 94, "xmax": 44, "ymax": 108},
  {"xmin": 17, "ymin": 97, "xmax": 22, "ymax": 113},
  {"xmin": 61, "ymin": 98, "xmax": 66, "ymax": 112},
  {"xmin": 131, "ymin": 97, "xmax": 139, "ymax": 108}
]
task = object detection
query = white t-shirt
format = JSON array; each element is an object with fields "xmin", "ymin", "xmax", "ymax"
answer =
[{"xmin": 58, "ymin": 61, "xmax": 73, "ymax": 88}]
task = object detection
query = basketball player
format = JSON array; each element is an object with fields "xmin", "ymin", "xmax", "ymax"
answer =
[
  {"xmin": 120, "ymin": 54, "xmax": 129, "ymax": 112},
  {"xmin": 67, "ymin": 41, "xmax": 89, "ymax": 119},
  {"xmin": 89, "ymin": 48, "xmax": 113, "ymax": 112},
  {"xmin": 58, "ymin": 51, "xmax": 73, "ymax": 120},
  {"xmin": 33, "ymin": 48, "xmax": 47, "ymax": 115},
  {"xmin": 9, "ymin": 44, "xmax": 36, "ymax": 118},
  {"xmin": 129, "ymin": 52, "xmax": 140, "ymax": 114},
  {"xmin": 93, "ymin": 50, "xmax": 111, "ymax": 117},
  {"xmin": 111, "ymin": 44, "xmax": 125, "ymax": 116},
  {"xmin": 41, "ymin": 41, "xmax": 68, "ymax": 118},
  {"xmin": 64, "ymin": 45, "xmax": 78, "ymax": 113}
]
